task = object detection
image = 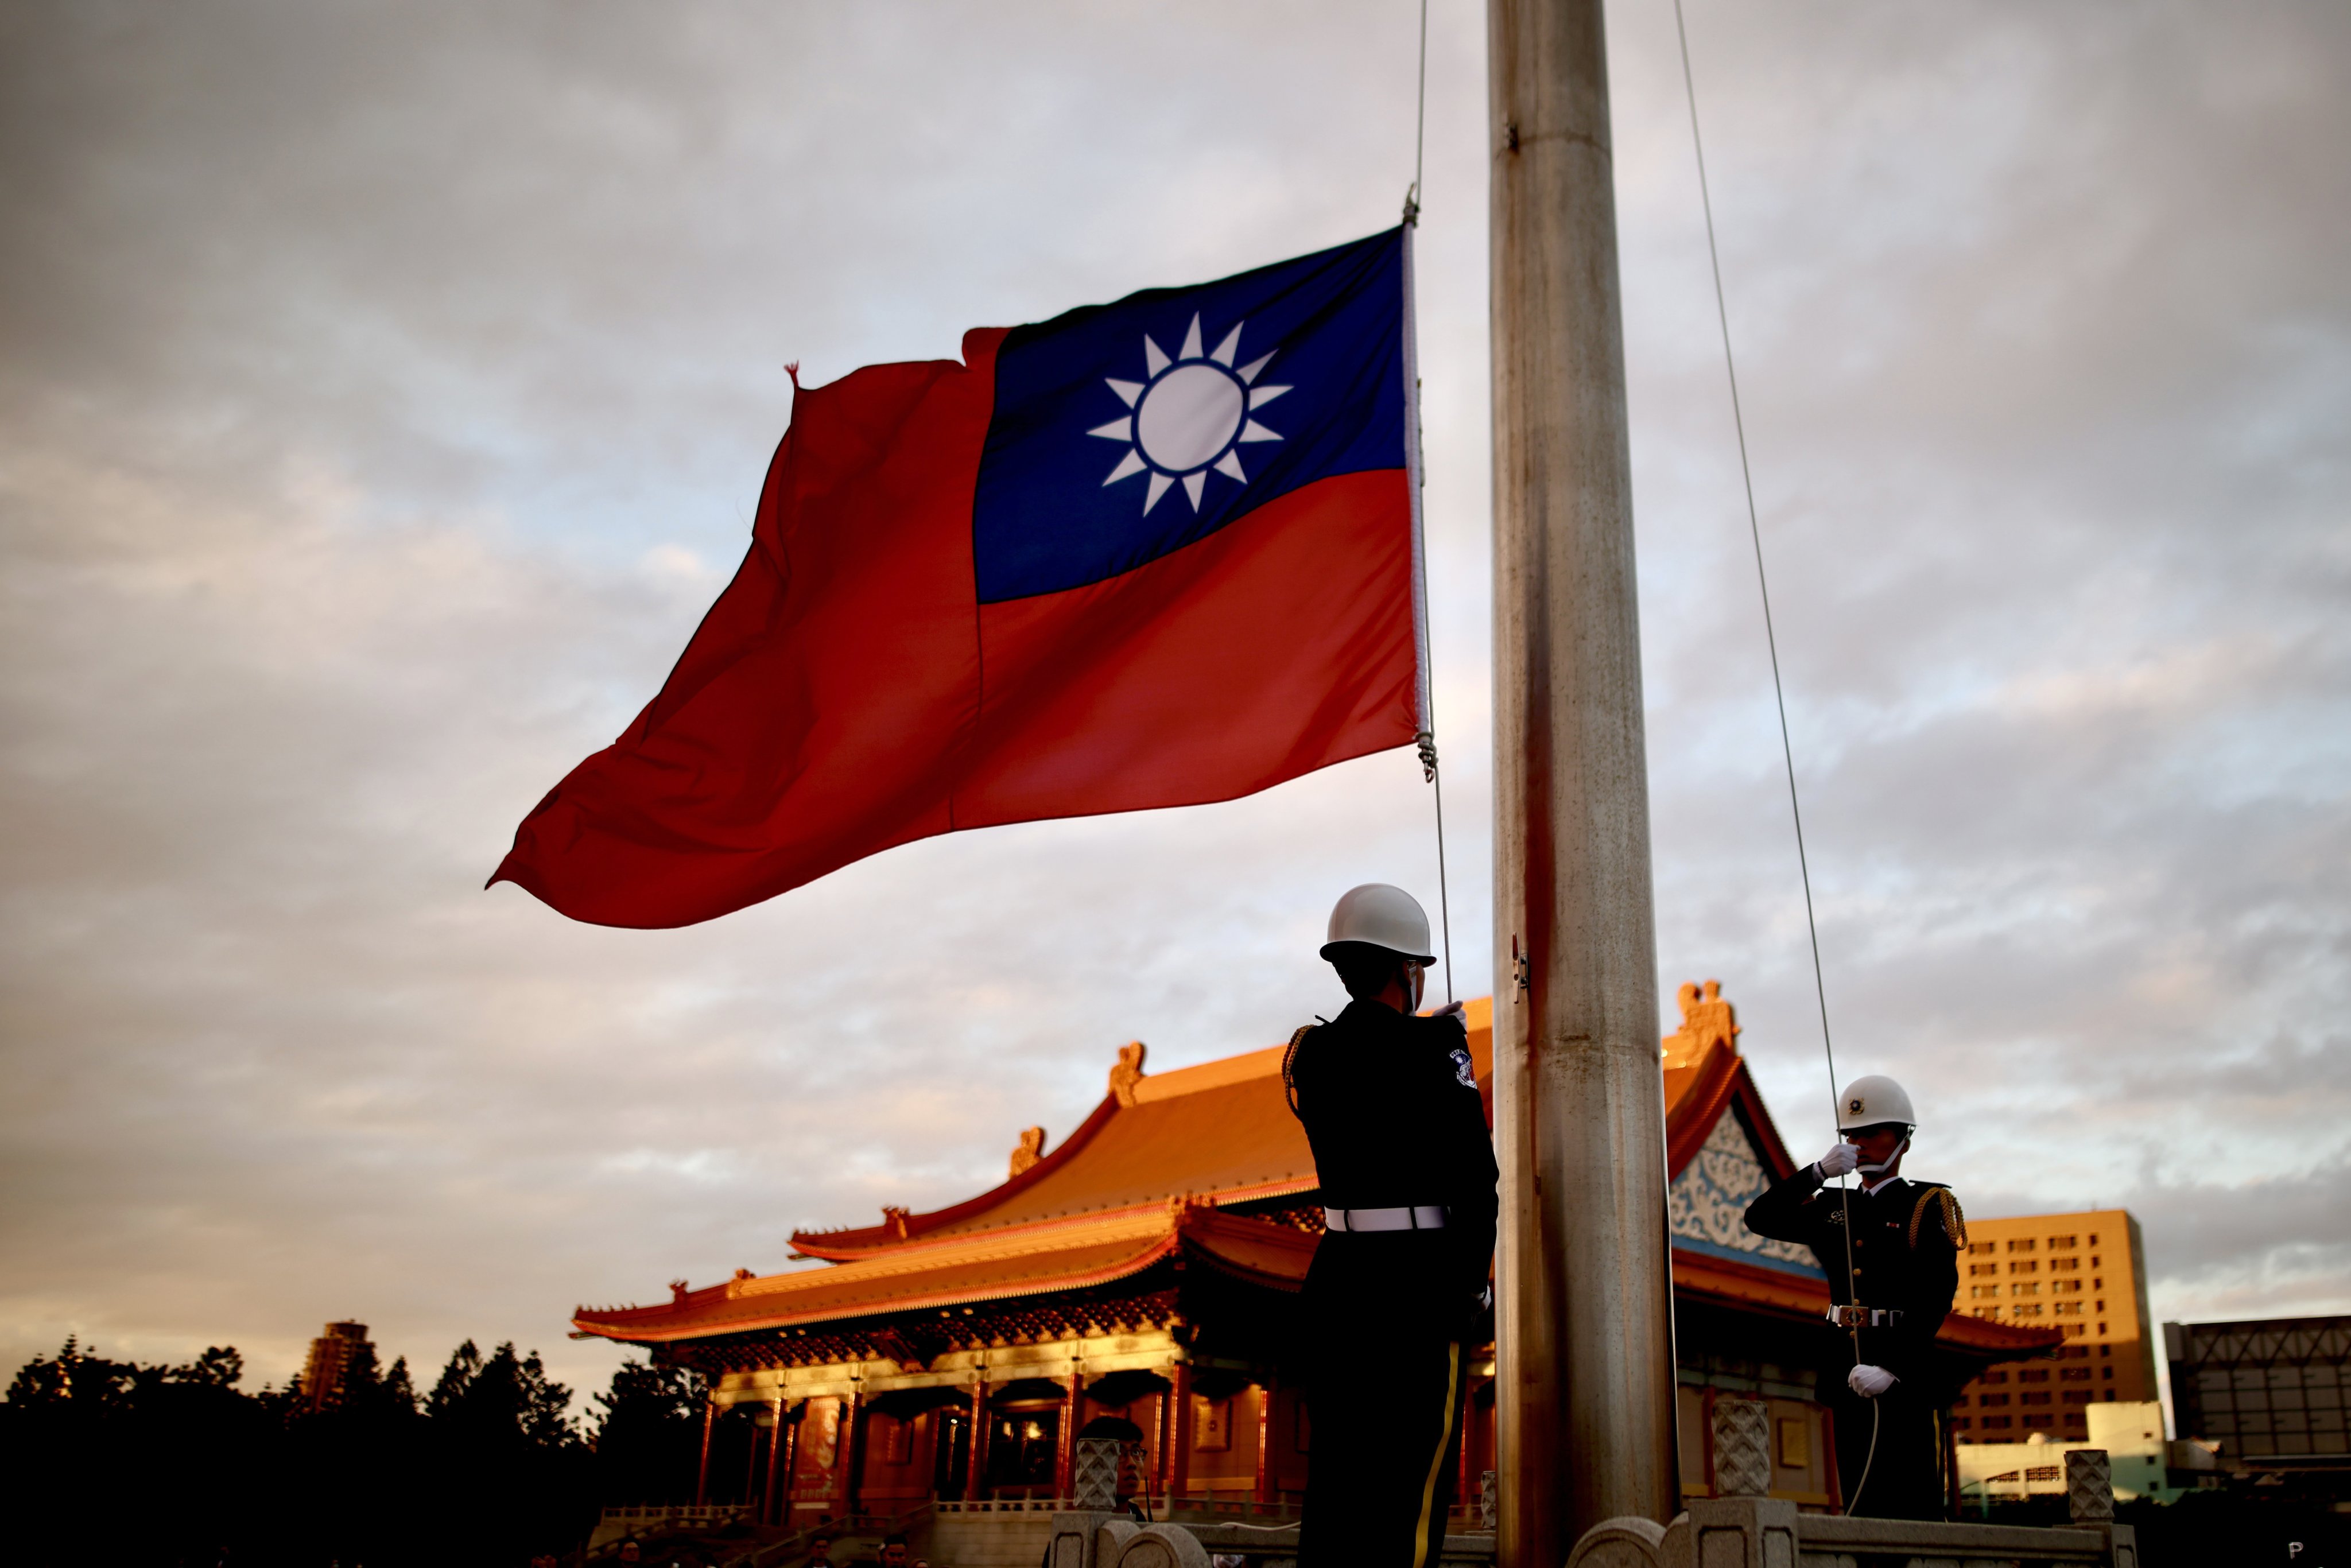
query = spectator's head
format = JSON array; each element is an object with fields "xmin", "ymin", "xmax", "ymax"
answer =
[
  {"xmin": 879, "ymin": 1536, "xmax": 909, "ymax": 1568},
  {"xmin": 618, "ymin": 1544, "xmax": 642, "ymax": 1565},
  {"xmin": 808, "ymin": 1534, "xmax": 833, "ymax": 1565},
  {"xmin": 1077, "ymin": 1414, "xmax": 1149, "ymax": 1499}
]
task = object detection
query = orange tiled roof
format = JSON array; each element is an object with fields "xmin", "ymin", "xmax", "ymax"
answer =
[
  {"xmin": 1673, "ymin": 1247, "xmax": 2061, "ymax": 1360},
  {"xmin": 577, "ymin": 988, "xmax": 2058, "ymax": 1365},
  {"xmin": 573, "ymin": 1199, "xmax": 1313, "ymax": 1344},
  {"xmin": 788, "ymin": 999, "xmax": 1499, "ymax": 1261}
]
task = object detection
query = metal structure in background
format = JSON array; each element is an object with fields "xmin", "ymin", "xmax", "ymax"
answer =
[{"xmin": 1486, "ymin": 0, "xmax": 1681, "ymax": 1562}]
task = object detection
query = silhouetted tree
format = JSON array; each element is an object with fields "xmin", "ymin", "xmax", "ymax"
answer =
[{"xmin": 592, "ymin": 1357, "xmax": 709, "ymax": 1505}]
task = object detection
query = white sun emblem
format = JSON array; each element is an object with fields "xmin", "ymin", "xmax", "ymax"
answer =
[{"xmin": 1089, "ymin": 313, "xmax": 1290, "ymax": 515}]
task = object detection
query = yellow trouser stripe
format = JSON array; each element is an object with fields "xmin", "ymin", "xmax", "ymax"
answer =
[{"xmin": 1410, "ymin": 1342, "xmax": 1464, "ymax": 1568}]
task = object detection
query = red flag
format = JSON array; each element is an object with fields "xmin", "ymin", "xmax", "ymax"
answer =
[{"xmin": 491, "ymin": 231, "xmax": 1422, "ymax": 926}]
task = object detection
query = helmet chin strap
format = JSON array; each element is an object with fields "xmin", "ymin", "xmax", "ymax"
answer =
[{"xmin": 1859, "ymin": 1132, "xmax": 1912, "ymax": 1179}]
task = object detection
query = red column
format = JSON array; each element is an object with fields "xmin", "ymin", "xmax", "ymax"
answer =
[
  {"xmin": 694, "ymin": 1396, "xmax": 717, "ymax": 1506},
  {"xmin": 837, "ymin": 1385, "xmax": 863, "ymax": 1519},
  {"xmin": 967, "ymin": 1375, "xmax": 989, "ymax": 1500},
  {"xmin": 1151, "ymin": 1387, "xmax": 1171, "ymax": 1511},
  {"xmin": 1253, "ymin": 1379, "xmax": 1274, "ymax": 1506},
  {"xmin": 1166, "ymin": 1364, "xmax": 1192, "ymax": 1505},
  {"xmin": 763, "ymin": 1396, "xmax": 789, "ymax": 1524},
  {"xmin": 780, "ymin": 1409, "xmax": 802, "ymax": 1525},
  {"xmin": 1056, "ymin": 1375, "xmax": 1078, "ymax": 1500}
]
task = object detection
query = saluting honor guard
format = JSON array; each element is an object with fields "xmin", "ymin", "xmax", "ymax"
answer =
[
  {"xmin": 1744, "ymin": 1075, "xmax": 1966, "ymax": 1520},
  {"xmin": 1285, "ymin": 884, "xmax": 1499, "ymax": 1568}
]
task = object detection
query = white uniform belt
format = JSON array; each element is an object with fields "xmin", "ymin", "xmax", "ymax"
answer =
[{"xmin": 1324, "ymin": 1205, "xmax": 1448, "ymax": 1233}]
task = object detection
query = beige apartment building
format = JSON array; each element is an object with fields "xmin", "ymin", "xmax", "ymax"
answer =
[{"xmin": 1949, "ymin": 1208, "xmax": 2158, "ymax": 1443}]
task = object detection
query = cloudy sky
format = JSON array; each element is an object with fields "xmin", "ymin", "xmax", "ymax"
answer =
[{"xmin": 3, "ymin": 0, "xmax": 2345, "ymax": 1418}]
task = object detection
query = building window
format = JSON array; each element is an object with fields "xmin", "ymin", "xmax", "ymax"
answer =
[
  {"xmin": 2009, "ymin": 1260, "xmax": 2039, "ymax": 1275},
  {"xmin": 2014, "ymin": 1304, "xmax": 2044, "ymax": 1318},
  {"xmin": 1972, "ymin": 1286, "xmax": 2001, "ymax": 1299},
  {"xmin": 1974, "ymin": 1307, "xmax": 2002, "ymax": 1321},
  {"xmin": 2014, "ymin": 1283, "xmax": 2040, "ymax": 1296},
  {"xmin": 1981, "ymin": 1371, "xmax": 2010, "ymax": 1384},
  {"xmin": 2089, "ymin": 1234, "xmax": 2100, "ymax": 1245},
  {"xmin": 1983, "ymin": 1416, "xmax": 2013, "ymax": 1430},
  {"xmin": 2020, "ymin": 1369, "xmax": 2049, "ymax": 1383},
  {"xmin": 2102, "ymin": 1368, "xmax": 2113, "ymax": 1381},
  {"xmin": 2054, "ymin": 1279, "xmax": 2082, "ymax": 1295},
  {"xmin": 2008, "ymin": 1239, "xmax": 2037, "ymax": 1254},
  {"xmin": 2051, "ymin": 1258, "xmax": 2081, "ymax": 1274},
  {"xmin": 1952, "ymin": 1416, "xmax": 1972, "ymax": 1432},
  {"xmin": 2050, "ymin": 1235, "xmax": 2078, "ymax": 1250},
  {"xmin": 1979, "ymin": 1394, "xmax": 2011, "ymax": 1407},
  {"xmin": 2061, "ymin": 1368, "xmax": 2091, "ymax": 1382},
  {"xmin": 2097, "ymin": 1322, "xmax": 2107, "ymax": 1334},
  {"xmin": 2063, "ymin": 1392, "xmax": 2093, "ymax": 1406},
  {"xmin": 2027, "ymin": 1465, "xmax": 2061, "ymax": 1481},
  {"xmin": 2055, "ymin": 1303, "xmax": 2084, "ymax": 1316},
  {"xmin": 1970, "ymin": 1263, "xmax": 2000, "ymax": 1278}
]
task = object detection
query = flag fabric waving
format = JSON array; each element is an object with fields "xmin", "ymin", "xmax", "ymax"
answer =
[{"xmin": 491, "ymin": 228, "xmax": 1427, "ymax": 927}]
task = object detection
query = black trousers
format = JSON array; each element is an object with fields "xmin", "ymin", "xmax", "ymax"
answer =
[
  {"xmin": 1828, "ymin": 1383, "xmax": 1946, "ymax": 1520},
  {"xmin": 1297, "ymin": 1328, "xmax": 1467, "ymax": 1568}
]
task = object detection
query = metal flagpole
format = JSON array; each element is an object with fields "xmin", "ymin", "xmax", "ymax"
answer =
[{"xmin": 1488, "ymin": 0, "xmax": 1680, "ymax": 1560}]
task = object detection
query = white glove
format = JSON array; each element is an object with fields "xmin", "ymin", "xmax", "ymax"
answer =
[
  {"xmin": 1815, "ymin": 1142, "xmax": 1861, "ymax": 1179},
  {"xmin": 1847, "ymin": 1364, "xmax": 1898, "ymax": 1399}
]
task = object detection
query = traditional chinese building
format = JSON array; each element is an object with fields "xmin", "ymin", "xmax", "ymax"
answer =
[{"xmin": 572, "ymin": 984, "xmax": 2057, "ymax": 1523}]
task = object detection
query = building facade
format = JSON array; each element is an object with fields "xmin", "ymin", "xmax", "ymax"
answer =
[
  {"xmin": 573, "ymin": 985, "xmax": 2056, "ymax": 1522},
  {"xmin": 297, "ymin": 1320, "xmax": 373, "ymax": 1412},
  {"xmin": 2166, "ymin": 1315, "xmax": 2351, "ymax": 1471},
  {"xmin": 1954, "ymin": 1402, "xmax": 2174, "ymax": 1507},
  {"xmin": 1947, "ymin": 1210, "xmax": 2156, "ymax": 1445}
]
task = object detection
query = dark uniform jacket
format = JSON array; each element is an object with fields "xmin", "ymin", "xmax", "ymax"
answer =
[
  {"xmin": 1743, "ymin": 1165, "xmax": 1966, "ymax": 1395},
  {"xmin": 1286, "ymin": 1000, "xmax": 1499, "ymax": 1336}
]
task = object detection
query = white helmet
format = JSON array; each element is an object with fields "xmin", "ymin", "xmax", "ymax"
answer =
[
  {"xmin": 1319, "ymin": 883, "xmax": 1436, "ymax": 964},
  {"xmin": 1837, "ymin": 1074, "xmax": 1917, "ymax": 1132}
]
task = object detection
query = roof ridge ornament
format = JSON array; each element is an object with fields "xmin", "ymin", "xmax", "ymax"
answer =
[
  {"xmin": 1109, "ymin": 1040, "xmax": 1149, "ymax": 1106},
  {"xmin": 1008, "ymin": 1125, "xmax": 1048, "ymax": 1178},
  {"xmin": 1666, "ymin": 979, "xmax": 1740, "ymax": 1061}
]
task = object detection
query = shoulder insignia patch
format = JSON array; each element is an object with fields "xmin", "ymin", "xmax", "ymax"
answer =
[{"xmin": 1449, "ymin": 1047, "xmax": 1477, "ymax": 1089}]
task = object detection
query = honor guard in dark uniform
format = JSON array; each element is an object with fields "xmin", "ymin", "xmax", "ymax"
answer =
[
  {"xmin": 1285, "ymin": 884, "xmax": 1499, "ymax": 1568},
  {"xmin": 1744, "ymin": 1074, "xmax": 1966, "ymax": 1520}
]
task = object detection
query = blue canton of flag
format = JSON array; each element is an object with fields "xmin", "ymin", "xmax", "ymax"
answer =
[{"xmin": 972, "ymin": 230, "xmax": 1407, "ymax": 603}]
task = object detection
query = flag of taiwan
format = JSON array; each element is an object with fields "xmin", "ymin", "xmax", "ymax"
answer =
[{"xmin": 491, "ymin": 228, "xmax": 1426, "ymax": 927}]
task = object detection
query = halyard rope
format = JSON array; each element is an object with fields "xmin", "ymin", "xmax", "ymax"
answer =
[
  {"xmin": 1405, "ymin": 0, "xmax": 1453, "ymax": 1004},
  {"xmin": 1669, "ymin": 0, "xmax": 1879, "ymax": 1512}
]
